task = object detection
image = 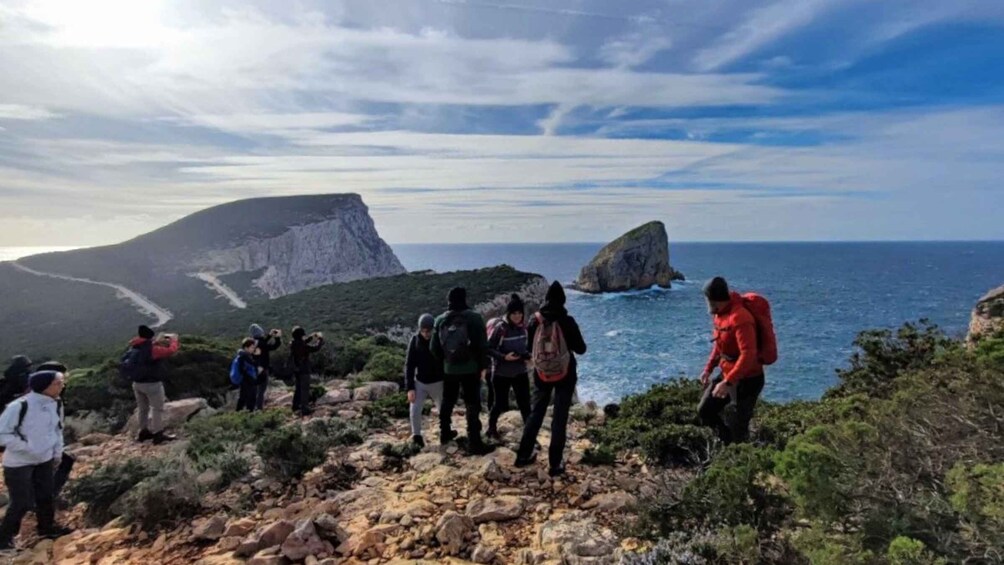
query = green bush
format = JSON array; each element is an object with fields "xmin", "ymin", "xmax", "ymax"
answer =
[
  {"xmin": 304, "ymin": 416, "xmax": 365, "ymax": 447},
  {"xmin": 197, "ymin": 444, "xmax": 252, "ymax": 490},
  {"xmin": 362, "ymin": 349, "xmax": 406, "ymax": 384},
  {"xmin": 581, "ymin": 444, "xmax": 617, "ymax": 466},
  {"xmin": 886, "ymin": 537, "xmax": 945, "ymax": 565},
  {"xmin": 256, "ymin": 424, "xmax": 328, "ymax": 480},
  {"xmin": 119, "ymin": 458, "xmax": 203, "ymax": 531},
  {"xmin": 791, "ymin": 528, "xmax": 874, "ymax": 565},
  {"xmin": 363, "ymin": 392, "xmax": 411, "ymax": 420},
  {"xmin": 310, "ymin": 383, "xmax": 327, "ymax": 403},
  {"xmin": 380, "ymin": 441, "xmax": 423, "ymax": 471},
  {"xmin": 973, "ymin": 331, "xmax": 1004, "ymax": 365},
  {"xmin": 185, "ymin": 409, "xmax": 287, "ymax": 462},
  {"xmin": 67, "ymin": 457, "xmax": 159, "ymax": 526}
]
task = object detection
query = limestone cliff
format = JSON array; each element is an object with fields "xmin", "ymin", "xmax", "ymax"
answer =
[
  {"xmin": 572, "ymin": 221, "xmax": 683, "ymax": 293},
  {"xmin": 968, "ymin": 284, "xmax": 1004, "ymax": 343}
]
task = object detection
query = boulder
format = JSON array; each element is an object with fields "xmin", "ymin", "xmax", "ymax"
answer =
[
  {"xmin": 571, "ymin": 221, "xmax": 683, "ymax": 294},
  {"xmin": 538, "ymin": 511, "xmax": 620, "ymax": 562},
  {"xmin": 466, "ymin": 496, "xmax": 525, "ymax": 524},
  {"xmin": 281, "ymin": 520, "xmax": 330, "ymax": 561},
  {"xmin": 224, "ymin": 518, "xmax": 257, "ymax": 538},
  {"xmin": 436, "ymin": 511, "xmax": 475, "ymax": 556},
  {"xmin": 258, "ymin": 519, "xmax": 296, "ymax": 548},
  {"xmin": 581, "ymin": 492, "xmax": 637, "ymax": 513},
  {"xmin": 316, "ymin": 389, "xmax": 352, "ymax": 405},
  {"xmin": 968, "ymin": 284, "xmax": 1004, "ymax": 343},
  {"xmin": 193, "ymin": 515, "xmax": 227, "ymax": 541},
  {"xmin": 125, "ymin": 398, "xmax": 212, "ymax": 433},
  {"xmin": 352, "ymin": 381, "xmax": 400, "ymax": 401}
]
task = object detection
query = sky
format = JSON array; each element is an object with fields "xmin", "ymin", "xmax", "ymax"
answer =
[{"xmin": 1, "ymin": 0, "xmax": 1003, "ymax": 245}]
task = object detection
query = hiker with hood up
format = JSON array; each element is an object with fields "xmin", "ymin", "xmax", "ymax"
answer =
[
  {"xmin": 0, "ymin": 357, "xmax": 33, "ymax": 409},
  {"xmin": 290, "ymin": 326, "xmax": 324, "ymax": 417},
  {"xmin": 233, "ymin": 339, "xmax": 261, "ymax": 412},
  {"xmin": 486, "ymin": 294, "xmax": 532, "ymax": 440},
  {"xmin": 515, "ymin": 281, "xmax": 587, "ymax": 477},
  {"xmin": 126, "ymin": 325, "xmax": 180, "ymax": 444},
  {"xmin": 0, "ymin": 371, "xmax": 74, "ymax": 550},
  {"xmin": 250, "ymin": 324, "xmax": 282, "ymax": 410},
  {"xmin": 431, "ymin": 287, "xmax": 495, "ymax": 455},
  {"xmin": 406, "ymin": 314, "xmax": 449, "ymax": 448}
]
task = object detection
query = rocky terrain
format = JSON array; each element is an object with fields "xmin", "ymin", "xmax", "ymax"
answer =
[
  {"xmin": 571, "ymin": 222, "xmax": 682, "ymax": 294},
  {"xmin": 2, "ymin": 381, "xmax": 656, "ymax": 565},
  {"xmin": 968, "ymin": 284, "xmax": 1004, "ymax": 343}
]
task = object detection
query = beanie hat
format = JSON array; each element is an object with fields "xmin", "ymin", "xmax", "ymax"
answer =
[
  {"xmin": 291, "ymin": 326, "xmax": 306, "ymax": 340},
  {"xmin": 249, "ymin": 324, "xmax": 266, "ymax": 339},
  {"xmin": 29, "ymin": 370, "xmax": 59, "ymax": 393},
  {"xmin": 506, "ymin": 293, "xmax": 525, "ymax": 315},
  {"xmin": 544, "ymin": 281, "xmax": 566, "ymax": 307},
  {"xmin": 418, "ymin": 314, "xmax": 435, "ymax": 330},
  {"xmin": 8, "ymin": 355, "xmax": 32, "ymax": 372},
  {"xmin": 36, "ymin": 361, "xmax": 67, "ymax": 374},
  {"xmin": 138, "ymin": 325, "xmax": 155, "ymax": 339},
  {"xmin": 447, "ymin": 287, "xmax": 468, "ymax": 311},
  {"xmin": 703, "ymin": 276, "xmax": 730, "ymax": 302}
]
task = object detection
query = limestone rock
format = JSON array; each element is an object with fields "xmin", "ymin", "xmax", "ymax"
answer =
[
  {"xmin": 466, "ymin": 496, "xmax": 525, "ymax": 524},
  {"xmin": 352, "ymin": 381, "xmax": 400, "ymax": 401},
  {"xmin": 194, "ymin": 515, "xmax": 228, "ymax": 541},
  {"xmin": 581, "ymin": 492, "xmax": 637, "ymax": 513},
  {"xmin": 281, "ymin": 520, "xmax": 329, "ymax": 561},
  {"xmin": 224, "ymin": 518, "xmax": 258, "ymax": 538},
  {"xmin": 968, "ymin": 284, "xmax": 1004, "ymax": 343},
  {"xmin": 316, "ymin": 388, "xmax": 352, "ymax": 405},
  {"xmin": 259, "ymin": 519, "xmax": 297, "ymax": 548},
  {"xmin": 126, "ymin": 397, "xmax": 212, "ymax": 433},
  {"xmin": 436, "ymin": 511, "xmax": 475, "ymax": 555},
  {"xmin": 572, "ymin": 221, "xmax": 682, "ymax": 294},
  {"xmin": 538, "ymin": 511, "xmax": 620, "ymax": 562}
]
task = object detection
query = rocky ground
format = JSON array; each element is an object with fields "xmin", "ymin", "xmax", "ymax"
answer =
[{"xmin": 1, "ymin": 380, "xmax": 668, "ymax": 565}]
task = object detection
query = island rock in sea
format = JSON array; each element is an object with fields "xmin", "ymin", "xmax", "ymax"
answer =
[
  {"xmin": 968, "ymin": 284, "xmax": 1004, "ymax": 343},
  {"xmin": 571, "ymin": 221, "xmax": 683, "ymax": 294}
]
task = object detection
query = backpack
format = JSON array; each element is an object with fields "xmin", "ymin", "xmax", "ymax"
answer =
[
  {"xmin": 12, "ymin": 397, "xmax": 63, "ymax": 443},
  {"xmin": 118, "ymin": 341, "xmax": 152, "ymax": 385},
  {"xmin": 229, "ymin": 356, "xmax": 244, "ymax": 386},
  {"xmin": 532, "ymin": 312, "xmax": 571, "ymax": 382},
  {"xmin": 439, "ymin": 312, "xmax": 472, "ymax": 364},
  {"xmin": 740, "ymin": 293, "xmax": 778, "ymax": 366},
  {"xmin": 486, "ymin": 317, "xmax": 506, "ymax": 345}
]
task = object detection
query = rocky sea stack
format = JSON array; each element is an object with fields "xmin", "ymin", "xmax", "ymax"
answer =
[
  {"xmin": 571, "ymin": 221, "xmax": 683, "ymax": 294},
  {"xmin": 968, "ymin": 284, "xmax": 1004, "ymax": 343}
]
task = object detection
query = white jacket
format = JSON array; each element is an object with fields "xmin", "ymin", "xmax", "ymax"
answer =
[{"xmin": 0, "ymin": 392, "xmax": 64, "ymax": 468}]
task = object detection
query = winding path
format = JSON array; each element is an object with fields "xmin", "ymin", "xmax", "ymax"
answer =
[
  {"xmin": 10, "ymin": 261, "xmax": 174, "ymax": 327},
  {"xmin": 192, "ymin": 272, "xmax": 247, "ymax": 309}
]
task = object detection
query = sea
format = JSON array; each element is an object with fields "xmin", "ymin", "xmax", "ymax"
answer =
[{"xmin": 5, "ymin": 243, "xmax": 1004, "ymax": 405}]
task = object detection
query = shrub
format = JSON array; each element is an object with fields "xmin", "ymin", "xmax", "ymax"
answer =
[
  {"xmin": 581, "ymin": 444, "xmax": 617, "ymax": 466},
  {"xmin": 197, "ymin": 444, "xmax": 252, "ymax": 490},
  {"xmin": 256, "ymin": 425, "xmax": 328, "ymax": 480},
  {"xmin": 380, "ymin": 441, "xmax": 422, "ymax": 471},
  {"xmin": 310, "ymin": 383, "xmax": 327, "ymax": 403},
  {"xmin": 886, "ymin": 537, "xmax": 946, "ymax": 565},
  {"xmin": 118, "ymin": 457, "xmax": 203, "ymax": 531},
  {"xmin": 185, "ymin": 409, "xmax": 287, "ymax": 462},
  {"xmin": 363, "ymin": 392, "xmax": 411, "ymax": 420},
  {"xmin": 68, "ymin": 457, "xmax": 159, "ymax": 526},
  {"xmin": 791, "ymin": 528, "xmax": 874, "ymax": 565},
  {"xmin": 363, "ymin": 349, "xmax": 406, "ymax": 384},
  {"xmin": 304, "ymin": 417, "xmax": 365, "ymax": 447}
]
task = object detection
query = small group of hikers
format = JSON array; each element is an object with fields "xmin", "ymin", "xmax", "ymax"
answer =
[{"xmin": 0, "ymin": 274, "xmax": 772, "ymax": 552}]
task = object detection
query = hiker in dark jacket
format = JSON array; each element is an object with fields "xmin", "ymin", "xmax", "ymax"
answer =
[
  {"xmin": 128, "ymin": 325, "xmax": 180, "ymax": 444},
  {"xmin": 0, "ymin": 371, "xmax": 74, "ymax": 550},
  {"xmin": 290, "ymin": 326, "xmax": 324, "ymax": 417},
  {"xmin": 33, "ymin": 362, "xmax": 74, "ymax": 501},
  {"xmin": 250, "ymin": 324, "xmax": 282, "ymax": 410},
  {"xmin": 431, "ymin": 287, "xmax": 495, "ymax": 455},
  {"xmin": 0, "ymin": 357, "xmax": 32, "ymax": 409},
  {"xmin": 486, "ymin": 294, "xmax": 532, "ymax": 440},
  {"xmin": 234, "ymin": 339, "xmax": 260, "ymax": 412},
  {"xmin": 515, "ymin": 281, "xmax": 587, "ymax": 477},
  {"xmin": 406, "ymin": 314, "xmax": 449, "ymax": 448}
]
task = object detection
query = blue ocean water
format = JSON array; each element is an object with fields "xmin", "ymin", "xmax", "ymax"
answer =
[{"xmin": 393, "ymin": 242, "xmax": 1004, "ymax": 405}]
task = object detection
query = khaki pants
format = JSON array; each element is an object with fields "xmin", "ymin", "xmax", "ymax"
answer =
[{"xmin": 133, "ymin": 381, "xmax": 166, "ymax": 433}]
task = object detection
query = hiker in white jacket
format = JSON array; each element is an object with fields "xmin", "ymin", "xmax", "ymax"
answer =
[{"xmin": 0, "ymin": 371, "xmax": 73, "ymax": 550}]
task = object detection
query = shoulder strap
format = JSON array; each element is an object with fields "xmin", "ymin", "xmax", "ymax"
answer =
[
  {"xmin": 15, "ymin": 399, "xmax": 28, "ymax": 442},
  {"xmin": 56, "ymin": 399, "xmax": 63, "ymax": 431}
]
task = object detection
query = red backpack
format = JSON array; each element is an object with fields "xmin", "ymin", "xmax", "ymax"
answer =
[
  {"xmin": 740, "ymin": 293, "xmax": 778, "ymax": 365},
  {"xmin": 532, "ymin": 313, "xmax": 571, "ymax": 382}
]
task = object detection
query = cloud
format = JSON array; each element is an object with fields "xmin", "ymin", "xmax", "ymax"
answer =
[{"xmin": 0, "ymin": 104, "xmax": 59, "ymax": 121}]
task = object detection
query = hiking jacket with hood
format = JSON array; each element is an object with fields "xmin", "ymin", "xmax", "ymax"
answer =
[
  {"xmin": 234, "ymin": 349, "xmax": 258, "ymax": 385},
  {"xmin": 704, "ymin": 291, "xmax": 763, "ymax": 384},
  {"xmin": 290, "ymin": 335, "xmax": 324, "ymax": 373},
  {"xmin": 128, "ymin": 336, "xmax": 180, "ymax": 383},
  {"xmin": 0, "ymin": 392, "xmax": 63, "ymax": 468},
  {"xmin": 432, "ymin": 290, "xmax": 489, "ymax": 376},
  {"xmin": 488, "ymin": 320, "xmax": 530, "ymax": 378},
  {"xmin": 405, "ymin": 334, "xmax": 442, "ymax": 391},
  {"xmin": 527, "ymin": 282, "xmax": 587, "ymax": 380},
  {"xmin": 250, "ymin": 325, "xmax": 282, "ymax": 370}
]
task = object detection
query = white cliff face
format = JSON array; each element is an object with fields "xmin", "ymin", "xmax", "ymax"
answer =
[{"xmin": 189, "ymin": 211, "xmax": 405, "ymax": 299}]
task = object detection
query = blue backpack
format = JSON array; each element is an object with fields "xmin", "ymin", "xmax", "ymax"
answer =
[
  {"xmin": 229, "ymin": 356, "xmax": 243, "ymax": 385},
  {"xmin": 118, "ymin": 341, "xmax": 152, "ymax": 385}
]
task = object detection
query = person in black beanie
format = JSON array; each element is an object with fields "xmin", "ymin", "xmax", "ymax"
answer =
[
  {"xmin": 126, "ymin": 325, "xmax": 180, "ymax": 444},
  {"xmin": 486, "ymin": 293, "xmax": 532, "ymax": 440},
  {"xmin": 1, "ymin": 356, "xmax": 33, "ymax": 409},
  {"xmin": 34, "ymin": 362, "xmax": 74, "ymax": 502},
  {"xmin": 289, "ymin": 326, "xmax": 324, "ymax": 416}
]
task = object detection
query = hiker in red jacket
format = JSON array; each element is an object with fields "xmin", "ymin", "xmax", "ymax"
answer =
[{"xmin": 698, "ymin": 277, "xmax": 766, "ymax": 444}]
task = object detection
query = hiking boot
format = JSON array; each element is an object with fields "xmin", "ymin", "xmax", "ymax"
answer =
[
  {"xmin": 152, "ymin": 431, "xmax": 176, "ymax": 445},
  {"xmin": 486, "ymin": 428, "xmax": 501, "ymax": 441},
  {"xmin": 548, "ymin": 465, "xmax": 566, "ymax": 478},
  {"xmin": 467, "ymin": 442, "xmax": 496, "ymax": 456},
  {"xmin": 412, "ymin": 435, "xmax": 426, "ymax": 448},
  {"xmin": 38, "ymin": 525, "xmax": 73, "ymax": 540},
  {"xmin": 440, "ymin": 429, "xmax": 458, "ymax": 444},
  {"xmin": 136, "ymin": 429, "xmax": 154, "ymax": 442},
  {"xmin": 300, "ymin": 408, "xmax": 314, "ymax": 418},
  {"xmin": 514, "ymin": 453, "xmax": 537, "ymax": 468}
]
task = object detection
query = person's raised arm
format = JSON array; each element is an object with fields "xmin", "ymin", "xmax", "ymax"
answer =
[
  {"xmin": 563, "ymin": 317, "xmax": 587, "ymax": 355},
  {"xmin": 152, "ymin": 335, "xmax": 180, "ymax": 360}
]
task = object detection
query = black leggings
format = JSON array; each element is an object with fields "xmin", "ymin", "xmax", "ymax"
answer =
[
  {"xmin": 518, "ymin": 373, "xmax": 577, "ymax": 469},
  {"xmin": 236, "ymin": 377, "xmax": 258, "ymax": 412},
  {"xmin": 0, "ymin": 459, "xmax": 55, "ymax": 544},
  {"xmin": 440, "ymin": 373, "xmax": 483, "ymax": 445},
  {"xmin": 697, "ymin": 374, "xmax": 765, "ymax": 444},
  {"xmin": 488, "ymin": 373, "xmax": 531, "ymax": 432}
]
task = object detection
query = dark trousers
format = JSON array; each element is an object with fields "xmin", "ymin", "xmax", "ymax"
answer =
[
  {"xmin": 488, "ymin": 373, "xmax": 531, "ymax": 432},
  {"xmin": 518, "ymin": 373, "xmax": 577, "ymax": 469},
  {"xmin": 440, "ymin": 373, "xmax": 483, "ymax": 446},
  {"xmin": 53, "ymin": 453, "xmax": 75, "ymax": 498},
  {"xmin": 236, "ymin": 377, "xmax": 258, "ymax": 412},
  {"xmin": 291, "ymin": 370, "xmax": 311, "ymax": 414},
  {"xmin": 698, "ymin": 374, "xmax": 765, "ymax": 444},
  {"xmin": 0, "ymin": 460, "xmax": 56, "ymax": 544},
  {"xmin": 255, "ymin": 369, "xmax": 270, "ymax": 410}
]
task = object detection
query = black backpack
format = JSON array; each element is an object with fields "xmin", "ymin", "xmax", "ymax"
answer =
[
  {"xmin": 0, "ymin": 397, "xmax": 63, "ymax": 453},
  {"xmin": 118, "ymin": 341, "xmax": 152, "ymax": 385},
  {"xmin": 439, "ymin": 311, "xmax": 472, "ymax": 364}
]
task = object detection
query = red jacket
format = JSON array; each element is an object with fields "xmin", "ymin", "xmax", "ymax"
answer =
[
  {"xmin": 129, "ymin": 336, "xmax": 180, "ymax": 361},
  {"xmin": 704, "ymin": 292, "xmax": 762, "ymax": 384}
]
